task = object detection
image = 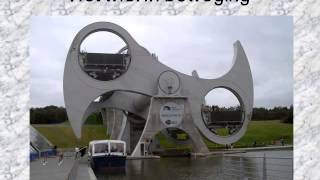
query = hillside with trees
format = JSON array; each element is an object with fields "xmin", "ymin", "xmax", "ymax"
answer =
[{"xmin": 30, "ymin": 105, "xmax": 293, "ymax": 124}]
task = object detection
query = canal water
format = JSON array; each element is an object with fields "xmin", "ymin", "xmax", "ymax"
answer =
[{"xmin": 94, "ymin": 150, "xmax": 293, "ymax": 180}]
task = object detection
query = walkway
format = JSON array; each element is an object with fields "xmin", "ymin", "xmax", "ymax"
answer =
[
  {"xmin": 74, "ymin": 157, "xmax": 97, "ymax": 180},
  {"xmin": 30, "ymin": 157, "xmax": 75, "ymax": 180}
]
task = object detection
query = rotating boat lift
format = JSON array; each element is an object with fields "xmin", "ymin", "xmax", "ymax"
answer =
[{"xmin": 63, "ymin": 22, "xmax": 253, "ymax": 157}]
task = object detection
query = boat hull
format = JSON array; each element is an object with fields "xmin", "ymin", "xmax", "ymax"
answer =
[{"xmin": 90, "ymin": 155, "xmax": 126, "ymax": 171}]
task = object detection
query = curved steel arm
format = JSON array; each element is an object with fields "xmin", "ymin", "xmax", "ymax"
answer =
[{"xmin": 64, "ymin": 22, "xmax": 253, "ymax": 145}]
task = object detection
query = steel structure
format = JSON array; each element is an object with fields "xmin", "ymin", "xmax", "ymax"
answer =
[{"xmin": 63, "ymin": 22, "xmax": 253, "ymax": 156}]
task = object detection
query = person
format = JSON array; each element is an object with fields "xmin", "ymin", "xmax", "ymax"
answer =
[
  {"xmin": 42, "ymin": 151, "xmax": 48, "ymax": 165},
  {"xmin": 80, "ymin": 146, "xmax": 86, "ymax": 159},
  {"xmin": 75, "ymin": 147, "xmax": 79, "ymax": 159},
  {"xmin": 253, "ymin": 140, "xmax": 257, "ymax": 147},
  {"xmin": 52, "ymin": 145, "xmax": 58, "ymax": 156},
  {"xmin": 57, "ymin": 149, "xmax": 64, "ymax": 166},
  {"xmin": 111, "ymin": 145, "xmax": 118, "ymax": 152},
  {"xmin": 147, "ymin": 139, "xmax": 153, "ymax": 155},
  {"xmin": 280, "ymin": 137, "xmax": 284, "ymax": 146}
]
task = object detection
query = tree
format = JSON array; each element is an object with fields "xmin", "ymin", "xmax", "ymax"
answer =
[{"xmin": 30, "ymin": 106, "xmax": 67, "ymax": 124}]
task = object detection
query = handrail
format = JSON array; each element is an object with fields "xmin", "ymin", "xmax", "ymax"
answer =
[
  {"xmin": 225, "ymin": 155, "xmax": 293, "ymax": 159},
  {"xmin": 222, "ymin": 153, "xmax": 293, "ymax": 179}
]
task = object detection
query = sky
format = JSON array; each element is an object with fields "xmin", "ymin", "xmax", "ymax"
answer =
[{"xmin": 30, "ymin": 16, "xmax": 293, "ymax": 108}]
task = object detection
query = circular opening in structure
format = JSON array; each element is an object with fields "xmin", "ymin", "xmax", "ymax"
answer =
[
  {"xmin": 201, "ymin": 88, "xmax": 243, "ymax": 137},
  {"xmin": 148, "ymin": 128, "xmax": 192, "ymax": 156},
  {"xmin": 79, "ymin": 31, "xmax": 130, "ymax": 81},
  {"xmin": 84, "ymin": 111, "xmax": 104, "ymax": 125}
]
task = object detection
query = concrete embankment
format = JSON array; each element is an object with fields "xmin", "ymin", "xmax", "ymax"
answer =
[
  {"xmin": 233, "ymin": 145, "xmax": 293, "ymax": 151},
  {"xmin": 192, "ymin": 145, "xmax": 293, "ymax": 157},
  {"xmin": 127, "ymin": 155, "xmax": 161, "ymax": 160},
  {"xmin": 67, "ymin": 157, "xmax": 97, "ymax": 180}
]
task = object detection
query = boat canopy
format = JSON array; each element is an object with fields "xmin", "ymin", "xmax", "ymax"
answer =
[{"xmin": 89, "ymin": 140, "xmax": 126, "ymax": 156}]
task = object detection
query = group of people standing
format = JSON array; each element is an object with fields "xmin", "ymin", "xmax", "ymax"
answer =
[
  {"xmin": 41, "ymin": 145, "xmax": 64, "ymax": 166},
  {"xmin": 41, "ymin": 145, "xmax": 87, "ymax": 166}
]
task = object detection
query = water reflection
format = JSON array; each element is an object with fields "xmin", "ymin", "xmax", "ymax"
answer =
[
  {"xmin": 95, "ymin": 157, "xmax": 224, "ymax": 180},
  {"xmin": 95, "ymin": 151, "xmax": 293, "ymax": 180}
]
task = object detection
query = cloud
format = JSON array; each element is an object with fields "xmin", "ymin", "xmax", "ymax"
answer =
[{"xmin": 30, "ymin": 16, "xmax": 293, "ymax": 108}]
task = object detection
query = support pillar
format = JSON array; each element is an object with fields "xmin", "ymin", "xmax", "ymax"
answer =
[{"xmin": 131, "ymin": 97, "xmax": 209, "ymax": 157}]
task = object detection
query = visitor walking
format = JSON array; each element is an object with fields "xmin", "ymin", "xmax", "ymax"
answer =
[
  {"xmin": 57, "ymin": 148, "xmax": 64, "ymax": 166},
  {"xmin": 42, "ymin": 151, "xmax": 48, "ymax": 165},
  {"xmin": 75, "ymin": 147, "xmax": 79, "ymax": 159}
]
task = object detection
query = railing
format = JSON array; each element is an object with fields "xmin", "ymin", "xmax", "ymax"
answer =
[
  {"xmin": 67, "ymin": 159, "xmax": 79, "ymax": 180},
  {"xmin": 66, "ymin": 149, "xmax": 90, "ymax": 180},
  {"xmin": 221, "ymin": 154, "xmax": 293, "ymax": 180},
  {"xmin": 63, "ymin": 150, "xmax": 76, "ymax": 158}
]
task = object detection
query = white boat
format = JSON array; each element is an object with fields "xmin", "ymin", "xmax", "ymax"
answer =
[{"xmin": 88, "ymin": 140, "xmax": 126, "ymax": 171}]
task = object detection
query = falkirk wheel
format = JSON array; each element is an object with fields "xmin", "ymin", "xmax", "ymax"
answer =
[{"xmin": 63, "ymin": 22, "xmax": 253, "ymax": 157}]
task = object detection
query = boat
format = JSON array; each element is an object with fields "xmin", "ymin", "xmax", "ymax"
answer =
[{"xmin": 88, "ymin": 140, "xmax": 126, "ymax": 171}]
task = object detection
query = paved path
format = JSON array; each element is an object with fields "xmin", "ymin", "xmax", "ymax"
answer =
[
  {"xmin": 232, "ymin": 145, "xmax": 293, "ymax": 151},
  {"xmin": 31, "ymin": 155, "xmax": 98, "ymax": 180},
  {"xmin": 30, "ymin": 157, "xmax": 75, "ymax": 180},
  {"xmin": 191, "ymin": 145, "xmax": 293, "ymax": 157},
  {"xmin": 75, "ymin": 158, "xmax": 96, "ymax": 180}
]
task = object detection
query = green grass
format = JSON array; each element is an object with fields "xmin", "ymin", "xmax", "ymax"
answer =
[
  {"xmin": 155, "ymin": 133, "xmax": 191, "ymax": 150},
  {"xmin": 33, "ymin": 120, "xmax": 292, "ymax": 150},
  {"xmin": 215, "ymin": 128, "xmax": 229, "ymax": 136},
  {"xmin": 176, "ymin": 133, "xmax": 188, "ymax": 140},
  {"xmin": 205, "ymin": 120, "xmax": 293, "ymax": 149},
  {"xmin": 34, "ymin": 125, "xmax": 109, "ymax": 148}
]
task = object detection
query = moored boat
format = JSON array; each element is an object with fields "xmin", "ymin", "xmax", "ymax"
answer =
[{"xmin": 88, "ymin": 140, "xmax": 126, "ymax": 171}]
